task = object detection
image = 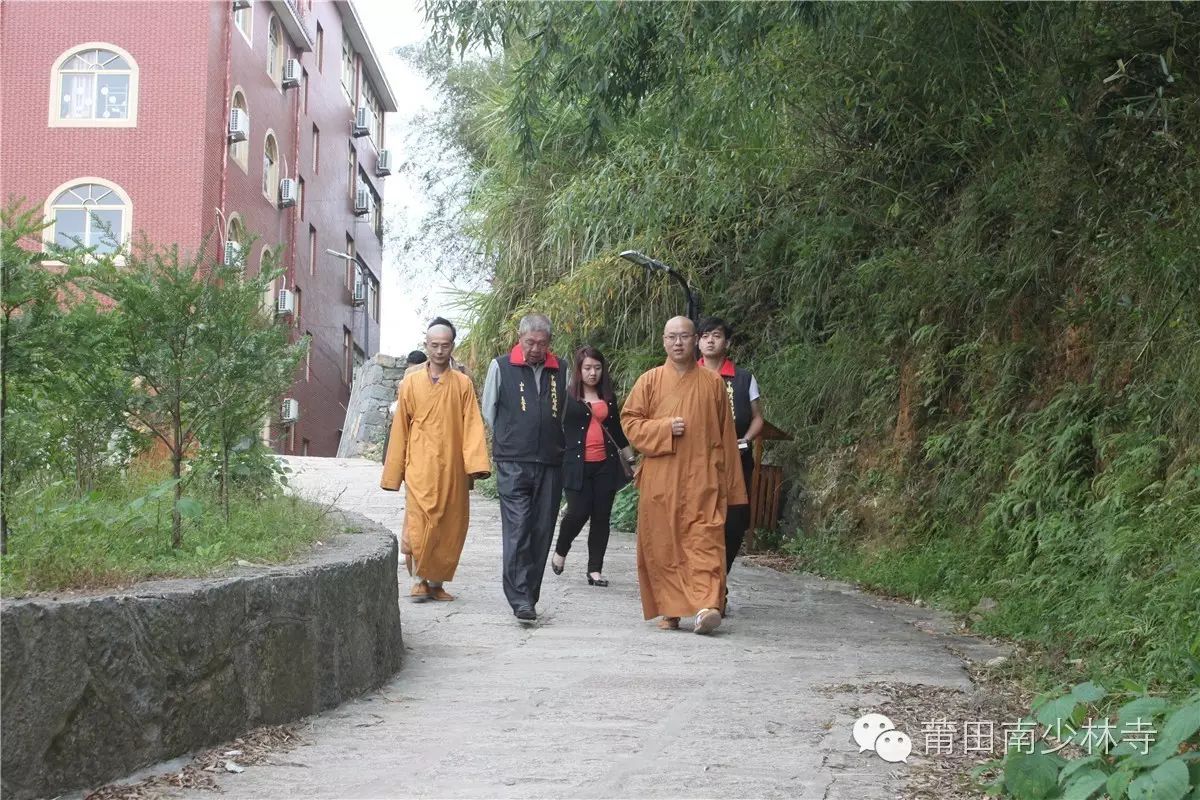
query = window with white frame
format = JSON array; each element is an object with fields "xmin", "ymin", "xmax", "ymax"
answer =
[
  {"xmin": 228, "ymin": 215, "xmax": 247, "ymax": 248},
  {"xmin": 267, "ymin": 15, "xmax": 284, "ymax": 83},
  {"xmin": 230, "ymin": 89, "xmax": 249, "ymax": 171},
  {"xmin": 47, "ymin": 181, "xmax": 129, "ymax": 253},
  {"xmin": 367, "ymin": 274, "xmax": 380, "ymax": 321},
  {"xmin": 260, "ymin": 247, "xmax": 277, "ymax": 314},
  {"xmin": 233, "ymin": 1, "xmax": 252, "ymax": 41},
  {"xmin": 341, "ymin": 33, "xmax": 356, "ymax": 104},
  {"xmin": 52, "ymin": 45, "xmax": 138, "ymax": 125},
  {"xmin": 263, "ymin": 132, "xmax": 279, "ymax": 203},
  {"xmin": 363, "ymin": 82, "xmax": 384, "ymax": 145}
]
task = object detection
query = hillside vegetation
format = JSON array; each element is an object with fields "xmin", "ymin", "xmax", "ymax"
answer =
[{"xmin": 420, "ymin": 1, "xmax": 1200, "ymax": 691}]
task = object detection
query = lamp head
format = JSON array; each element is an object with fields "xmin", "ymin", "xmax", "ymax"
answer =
[{"xmin": 619, "ymin": 250, "xmax": 666, "ymax": 272}]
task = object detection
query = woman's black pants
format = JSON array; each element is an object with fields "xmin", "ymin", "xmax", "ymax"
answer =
[{"xmin": 554, "ymin": 460, "xmax": 615, "ymax": 574}]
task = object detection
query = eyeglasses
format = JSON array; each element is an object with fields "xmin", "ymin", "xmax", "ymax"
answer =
[{"xmin": 663, "ymin": 333, "xmax": 695, "ymax": 342}]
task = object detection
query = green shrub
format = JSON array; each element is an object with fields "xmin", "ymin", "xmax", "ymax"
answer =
[{"xmin": 979, "ymin": 682, "xmax": 1200, "ymax": 800}]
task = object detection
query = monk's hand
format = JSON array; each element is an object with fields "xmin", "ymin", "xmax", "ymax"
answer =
[{"xmin": 671, "ymin": 417, "xmax": 686, "ymax": 436}]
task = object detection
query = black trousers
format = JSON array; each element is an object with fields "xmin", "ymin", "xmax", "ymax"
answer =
[
  {"xmin": 554, "ymin": 460, "xmax": 616, "ymax": 574},
  {"xmin": 725, "ymin": 451, "xmax": 756, "ymax": 574},
  {"xmin": 496, "ymin": 460, "xmax": 563, "ymax": 612}
]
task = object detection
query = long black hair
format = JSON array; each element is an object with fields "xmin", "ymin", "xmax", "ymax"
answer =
[{"xmin": 570, "ymin": 346, "xmax": 616, "ymax": 404}]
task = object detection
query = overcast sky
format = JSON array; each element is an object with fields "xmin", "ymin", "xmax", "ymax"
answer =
[{"xmin": 356, "ymin": 0, "xmax": 480, "ymax": 356}]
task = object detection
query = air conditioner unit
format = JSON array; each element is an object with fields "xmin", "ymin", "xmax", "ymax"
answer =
[
  {"xmin": 352, "ymin": 280, "xmax": 367, "ymax": 305},
  {"xmin": 278, "ymin": 178, "xmax": 297, "ymax": 208},
  {"xmin": 353, "ymin": 106, "xmax": 374, "ymax": 138},
  {"xmin": 276, "ymin": 288, "xmax": 295, "ymax": 315},
  {"xmin": 280, "ymin": 398, "xmax": 300, "ymax": 423},
  {"xmin": 375, "ymin": 149, "xmax": 392, "ymax": 177},
  {"xmin": 223, "ymin": 239, "xmax": 243, "ymax": 267},
  {"xmin": 228, "ymin": 107, "xmax": 248, "ymax": 143},
  {"xmin": 282, "ymin": 59, "xmax": 302, "ymax": 89},
  {"xmin": 232, "ymin": 0, "xmax": 251, "ymax": 10},
  {"xmin": 353, "ymin": 184, "xmax": 371, "ymax": 216}
]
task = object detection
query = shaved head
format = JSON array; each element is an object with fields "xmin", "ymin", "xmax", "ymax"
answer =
[
  {"xmin": 663, "ymin": 316, "xmax": 695, "ymax": 336},
  {"xmin": 425, "ymin": 324, "xmax": 454, "ymax": 368},
  {"xmin": 662, "ymin": 316, "xmax": 697, "ymax": 368}
]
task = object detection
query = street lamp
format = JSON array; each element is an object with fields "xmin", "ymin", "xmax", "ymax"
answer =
[{"xmin": 619, "ymin": 250, "xmax": 701, "ymax": 322}]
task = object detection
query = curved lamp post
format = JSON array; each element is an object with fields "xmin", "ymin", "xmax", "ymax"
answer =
[{"xmin": 619, "ymin": 250, "xmax": 701, "ymax": 323}]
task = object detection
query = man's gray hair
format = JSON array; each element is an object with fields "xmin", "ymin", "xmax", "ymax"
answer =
[{"xmin": 518, "ymin": 313, "xmax": 552, "ymax": 337}]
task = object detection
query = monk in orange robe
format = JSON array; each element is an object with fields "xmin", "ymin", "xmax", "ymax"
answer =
[
  {"xmin": 381, "ymin": 320, "xmax": 491, "ymax": 602},
  {"xmin": 622, "ymin": 316, "xmax": 748, "ymax": 634}
]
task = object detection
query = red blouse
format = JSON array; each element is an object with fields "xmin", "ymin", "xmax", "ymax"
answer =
[{"xmin": 584, "ymin": 399, "xmax": 609, "ymax": 462}]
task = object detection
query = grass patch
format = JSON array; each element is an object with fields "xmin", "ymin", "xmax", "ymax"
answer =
[
  {"xmin": 1, "ymin": 471, "xmax": 334, "ymax": 596},
  {"xmin": 784, "ymin": 518, "xmax": 1200, "ymax": 694}
]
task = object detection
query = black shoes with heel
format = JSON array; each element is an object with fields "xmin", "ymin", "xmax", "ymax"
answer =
[{"xmin": 587, "ymin": 573, "xmax": 609, "ymax": 587}]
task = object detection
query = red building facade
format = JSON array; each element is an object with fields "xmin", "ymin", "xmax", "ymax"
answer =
[{"xmin": 0, "ymin": 0, "xmax": 395, "ymax": 456}]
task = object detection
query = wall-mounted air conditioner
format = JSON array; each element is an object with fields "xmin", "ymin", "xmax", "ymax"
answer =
[
  {"xmin": 232, "ymin": 0, "xmax": 251, "ymax": 10},
  {"xmin": 228, "ymin": 108, "xmax": 248, "ymax": 143},
  {"xmin": 353, "ymin": 106, "xmax": 374, "ymax": 138},
  {"xmin": 282, "ymin": 59, "xmax": 302, "ymax": 89},
  {"xmin": 280, "ymin": 398, "xmax": 300, "ymax": 423},
  {"xmin": 276, "ymin": 288, "xmax": 295, "ymax": 316},
  {"xmin": 223, "ymin": 239, "xmax": 243, "ymax": 267},
  {"xmin": 353, "ymin": 185, "xmax": 371, "ymax": 216},
  {"xmin": 352, "ymin": 281, "xmax": 367, "ymax": 305},
  {"xmin": 375, "ymin": 149, "xmax": 392, "ymax": 177},
  {"xmin": 279, "ymin": 178, "xmax": 297, "ymax": 208}
]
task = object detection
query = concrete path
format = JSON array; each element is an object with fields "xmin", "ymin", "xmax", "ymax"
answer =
[{"xmin": 177, "ymin": 457, "xmax": 997, "ymax": 799}]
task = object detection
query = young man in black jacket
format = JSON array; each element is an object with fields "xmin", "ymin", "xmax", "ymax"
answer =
[{"xmin": 697, "ymin": 317, "xmax": 764, "ymax": 609}]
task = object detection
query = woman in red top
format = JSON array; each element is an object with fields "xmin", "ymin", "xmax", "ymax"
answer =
[{"xmin": 551, "ymin": 346, "xmax": 634, "ymax": 586}]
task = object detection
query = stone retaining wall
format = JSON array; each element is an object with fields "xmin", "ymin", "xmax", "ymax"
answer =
[
  {"xmin": 0, "ymin": 514, "xmax": 403, "ymax": 800},
  {"xmin": 336, "ymin": 354, "xmax": 407, "ymax": 460}
]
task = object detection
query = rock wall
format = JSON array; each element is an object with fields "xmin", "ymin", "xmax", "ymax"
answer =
[
  {"xmin": 336, "ymin": 354, "xmax": 406, "ymax": 460},
  {"xmin": 0, "ymin": 515, "xmax": 403, "ymax": 800}
]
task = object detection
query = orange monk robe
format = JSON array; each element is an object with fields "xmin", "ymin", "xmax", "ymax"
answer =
[
  {"xmin": 621, "ymin": 364, "xmax": 748, "ymax": 620},
  {"xmin": 380, "ymin": 365, "xmax": 491, "ymax": 582}
]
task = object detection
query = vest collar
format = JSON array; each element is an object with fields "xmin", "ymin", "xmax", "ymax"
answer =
[
  {"xmin": 510, "ymin": 343, "xmax": 559, "ymax": 370},
  {"xmin": 699, "ymin": 357, "xmax": 737, "ymax": 378}
]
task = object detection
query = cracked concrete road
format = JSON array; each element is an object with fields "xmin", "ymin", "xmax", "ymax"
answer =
[{"xmin": 173, "ymin": 456, "xmax": 1003, "ymax": 799}]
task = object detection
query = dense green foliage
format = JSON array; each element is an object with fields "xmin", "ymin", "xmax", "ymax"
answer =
[
  {"xmin": 981, "ymin": 682, "xmax": 1200, "ymax": 799},
  {"xmin": 421, "ymin": 2, "xmax": 1200, "ymax": 690},
  {"xmin": 1, "ymin": 203, "xmax": 313, "ymax": 585}
]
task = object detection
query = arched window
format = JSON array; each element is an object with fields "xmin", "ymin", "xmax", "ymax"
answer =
[
  {"xmin": 51, "ymin": 44, "xmax": 138, "ymax": 126},
  {"xmin": 260, "ymin": 246, "xmax": 277, "ymax": 314},
  {"xmin": 46, "ymin": 180, "xmax": 130, "ymax": 253},
  {"xmin": 266, "ymin": 16, "xmax": 284, "ymax": 82},
  {"xmin": 262, "ymin": 132, "xmax": 278, "ymax": 203},
  {"xmin": 227, "ymin": 214, "xmax": 247, "ymax": 248},
  {"xmin": 230, "ymin": 89, "xmax": 249, "ymax": 172}
]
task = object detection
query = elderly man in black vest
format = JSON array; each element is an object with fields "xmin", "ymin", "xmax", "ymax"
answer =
[
  {"xmin": 481, "ymin": 313, "xmax": 566, "ymax": 622},
  {"xmin": 698, "ymin": 317, "xmax": 764, "ymax": 613}
]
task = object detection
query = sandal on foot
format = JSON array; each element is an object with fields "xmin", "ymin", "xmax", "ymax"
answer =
[{"xmin": 657, "ymin": 617, "xmax": 681, "ymax": 630}]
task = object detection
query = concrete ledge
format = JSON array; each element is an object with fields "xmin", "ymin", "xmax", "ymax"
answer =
[{"xmin": 0, "ymin": 512, "xmax": 403, "ymax": 800}]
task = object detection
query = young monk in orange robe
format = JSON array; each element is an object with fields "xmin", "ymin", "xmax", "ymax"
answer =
[
  {"xmin": 381, "ymin": 320, "xmax": 491, "ymax": 602},
  {"xmin": 621, "ymin": 316, "xmax": 748, "ymax": 634}
]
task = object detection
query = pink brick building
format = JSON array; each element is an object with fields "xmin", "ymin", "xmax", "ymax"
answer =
[{"xmin": 0, "ymin": 0, "xmax": 396, "ymax": 456}]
